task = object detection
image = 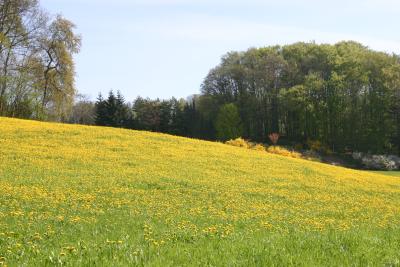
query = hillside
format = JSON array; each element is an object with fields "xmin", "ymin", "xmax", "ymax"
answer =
[{"xmin": 1, "ymin": 117, "xmax": 400, "ymax": 266}]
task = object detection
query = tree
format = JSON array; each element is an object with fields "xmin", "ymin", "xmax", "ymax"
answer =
[
  {"xmin": 383, "ymin": 63, "xmax": 400, "ymax": 154},
  {"xmin": 132, "ymin": 97, "xmax": 161, "ymax": 131},
  {"xmin": 268, "ymin": 133, "xmax": 280, "ymax": 145},
  {"xmin": 69, "ymin": 94, "xmax": 95, "ymax": 125},
  {"xmin": 181, "ymin": 97, "xmax": 198, "ymax": 138},
  {"xmin": 94, "ymin": 90, "xmax": 131, "ymax": 127},
  {"xmin": 115, "ymin": 90, "xmax": 131, "ymax": 127},
  {"xmin": 37, "ymin": 15, "xmax": 81, "ymax": 121},
  {"xmin": 202, "ymin": 41, "xmax": 400, "ymax": 154},
  {"xmin": 159, "ymin": 100, "xmax": 172, "ymax": 133},
  {"xmin": 0, "ymin": 1, "xmax": 81, "ymax": 121},
  {"xmin": 215, "ymin": 103, "xmax": 243, "ymax": 141},
  {"xmin": 169, "ymin": 98, "xmax": 186, "ymax": 135},
  {"xmin": 0, "ymin": 0, "xmax": 46, "ymax": 116},
  {"xmin": 95, "ymin": 93, "xmax": 107, "ymax": 126}
]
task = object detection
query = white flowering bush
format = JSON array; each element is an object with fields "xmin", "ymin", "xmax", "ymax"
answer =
[{"xmin": 352, "ymin": 152, "xmax": 400, "ymax": 170}]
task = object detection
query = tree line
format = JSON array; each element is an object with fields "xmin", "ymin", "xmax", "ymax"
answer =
[
  {"xmin": 92, "ymin": 91, "xmax": 198, "ymax": 138},
  {"xmin": 0, "ymin": 0, "xmax": 81, "ymax": 121},
  {"xmin": 90, "ymin": 42, "xmax": 400, "ymax": 155},
  {"xmin": 199, "ymin": 42, "xmax": 400, "ymax": 154},
  {"xmin": 89, "ymin": 91, "xmax": 245, "ymax": 142}
]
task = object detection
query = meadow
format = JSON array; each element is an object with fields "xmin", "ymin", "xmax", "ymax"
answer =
[
  {"xmin": 1, "ymin": 117, "xmax": 400, "ymax": 266},
  {"xmin": 371, "ymin": 171, "xmax": 400, "ymax": 177}
]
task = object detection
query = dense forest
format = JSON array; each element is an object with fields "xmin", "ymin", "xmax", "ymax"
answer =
[
  {"xmin": 200, "ymin": 42, "xmax": 400, "ymax": 154},
  {"xmin": 1, "ymin": 1, "xmax": 399, "ymax": 155},
  {"xmin": 92, "ymin": 42, "xmax": 400, "ymax": 155}
]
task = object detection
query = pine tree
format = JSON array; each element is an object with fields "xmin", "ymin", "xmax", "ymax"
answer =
[
  {"xmin": 115, "ymin": 91, "xmax": 130, "ymax": 127},
  {"xmin": 95, "ymin": 93, "xmax": 107, "ymax": 126},
  {"xmin": 104, "ymin": 91, "xmax": 117, "ymax": 126}
]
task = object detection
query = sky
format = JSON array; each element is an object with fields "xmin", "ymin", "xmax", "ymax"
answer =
[{"xmin": 41, "ymin": 0, "xmax": 400, "ymax": 101}]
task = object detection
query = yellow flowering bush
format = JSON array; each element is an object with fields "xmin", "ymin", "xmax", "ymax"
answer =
[
  {"xmin": 250, "ymin": 144, "xmax": 266, "ymax": 151},
  {"xmin": 226, "ymin": 138, "xmax": 300, "ymax": 158},
  {"xmin": 266, "ymin": 145, "xmax": 302, "ymax": 158},
  {"xmin": 226, "ymin": 138, "xmax": 265, "ymax": 151},
  {"xmin": 225, "ymin": 137, "xmax": 251, "ymax": 148}
]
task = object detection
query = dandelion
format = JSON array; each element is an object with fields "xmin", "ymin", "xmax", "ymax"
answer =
[{"xmin": 1, "ymin": 117, "xmax": 400, "ymax": 264}]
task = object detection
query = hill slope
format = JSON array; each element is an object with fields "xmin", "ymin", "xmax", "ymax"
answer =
[{"xmin": 1, "ymin": 117, "xmax": 400, "ymax": 266}]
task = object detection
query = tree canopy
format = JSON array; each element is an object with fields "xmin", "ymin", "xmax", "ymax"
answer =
[
  {"xmin": 200, "ymin": 42, "xmax": 400, "ymax": 154},
  {"xmin": 0, "ymin": 0, "xmax": 81, "ymax": 121},
  {"xmin": 91, "ymin": 42, "xmax": 400, "ymax": 155}
]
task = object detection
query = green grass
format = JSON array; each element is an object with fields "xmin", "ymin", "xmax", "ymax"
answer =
[{"xmin": 1, "ymin": 117, "xmax": 400, "ymax": 266}]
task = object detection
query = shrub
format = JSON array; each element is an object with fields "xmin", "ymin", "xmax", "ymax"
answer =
[
  {"xmin": 266, "ymin": 146, "xmax": 302, "ymax": 158},
  {"xmin": 352, "ymin": 152, "xmax": 400, "ymax": 170},
  {"xmin": 307, "ymin": 140, "xmax": 333, "ymax": 155},
  {"xmin": 303, "ymin": 150, "xmax": 322, "ymax": 162},
  {"xmin": 225, "ymin": 138, "xmax": 251, "ymax": 149},
  {"xmin": 226, "ymin": 139, "xmax": 302, "ymax": 159},
  {"xmin": 307, "ymin": 140, "xmax": 322, "ymax": 151},
  {"xmin": 251, "ymin": 144, "xmax": 266, "ymax": 151},
  {"xmin": 294, "ymin": 143, "xmax": 304, "ymax": 151}
]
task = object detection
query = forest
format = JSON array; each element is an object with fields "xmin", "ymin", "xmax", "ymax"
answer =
[
  {"xmin": 92, "ymin": 42, "xmax": 400, "ymax": 155},
  {"xmin": 1, "ymin": 1, "xmax": 400, "ymax": 155}
]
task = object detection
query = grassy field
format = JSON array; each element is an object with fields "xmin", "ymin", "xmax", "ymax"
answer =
[
  {"xmin": 1, "ymin": 117, "xmax": 400, "ymax": 266},
  {"xmin": 371, "ymin": 171, "xmax": 400, "ymax": 177}
]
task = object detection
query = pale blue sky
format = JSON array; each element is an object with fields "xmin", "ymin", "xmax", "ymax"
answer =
[{"xmin": 42, "ymin": 0, "xmax": 400, "ymax": 100}]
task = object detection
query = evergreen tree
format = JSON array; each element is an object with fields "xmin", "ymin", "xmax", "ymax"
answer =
[
  {"xmin": 159, "ymin": 100, "xmax": 172, "ymax": 133},
  {"xmin": 182, "ymin": 99, "xmax": 197, "ymax": 137},
  {"xmin": 95, "ymin": 93, "xmax": 108, "ymax": 126},
  {"xmin": 169, "ymin": 98, "xmax": 186, "ymax": 136},
  {"xmin": 95, "ymin": 90, "xmax": 131, "ymax": 127},
  {"xmin": 115, "ymin": 91, "xmax": 131, "ymax": 127},
  {"xmin": 105, "ymin": 91, "xmax": 118, "ymax": 126}
]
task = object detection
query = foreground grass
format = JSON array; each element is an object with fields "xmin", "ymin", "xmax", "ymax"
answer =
[{"xmin": 1, "ymin": 117, "xmax": 400, "ymax": 266}]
